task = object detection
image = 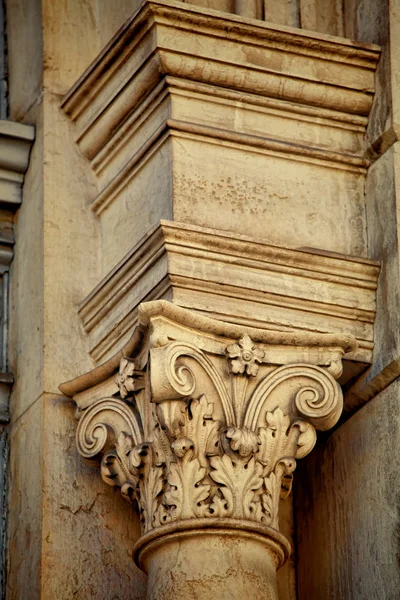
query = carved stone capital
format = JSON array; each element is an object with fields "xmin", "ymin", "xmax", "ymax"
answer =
[{"xmin": 62, "ymin": 300, "xmax": 353, "ymax": 593}]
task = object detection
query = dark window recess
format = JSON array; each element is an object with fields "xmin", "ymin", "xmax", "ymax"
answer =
[{"xmin": 0, "ymin": 429, "xmax": 7, "ymax": 600}]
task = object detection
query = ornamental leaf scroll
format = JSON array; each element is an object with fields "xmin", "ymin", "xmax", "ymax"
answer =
[{"xmin": 75, "ymin": 331, "xmax": 343, "ymax": 535}]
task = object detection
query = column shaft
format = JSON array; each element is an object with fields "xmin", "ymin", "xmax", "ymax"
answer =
[{"xmin": 140, "ymin": 530, "xmax": 280, "ymax": 600}]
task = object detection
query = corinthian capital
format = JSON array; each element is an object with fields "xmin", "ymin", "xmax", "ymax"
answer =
[{"xmin": 61, "ymin": 300, "xmax": 355, "ymax": 574}]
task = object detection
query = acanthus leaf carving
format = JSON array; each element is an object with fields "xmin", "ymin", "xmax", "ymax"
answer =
[
  {"xmin": 151, "ymin": 406, "xmax": 175, "ymax": 468},
  {"xmin": 72, "ymin": 304, "xmax": 348, "ymax": 539},
  {"xmin": 256, "ymin": 407, "xmax": 317, "ymax": 472},
  {"xmin": 101, "ymin": 439, "xmax": 138, "ymax": 503},
  {"xmin": 224, "ymin": 426, "xmax": 260, "ymax": 459},
  {"xmin": 209, "ymin": 454, "xmax": 263, "ymax": 519},
  {"xmin": 178, "ymin": 395, "xmax": 220, "ymax": 466},
  {"xmin": 136, "ymin": 446, "xmax": 166, "ymax": 533},
  {"xmin": 164, "ymin": 452, "xmax": 211, "ymax": 520},
  {"xmin": 261, "ymin": 457, "xmax": 296, "ymax": 529}
]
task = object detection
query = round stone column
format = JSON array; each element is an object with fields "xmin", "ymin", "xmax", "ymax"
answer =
[{"xmin": 133, "ymin": 520, "xmax": 290, "ymax": 600}]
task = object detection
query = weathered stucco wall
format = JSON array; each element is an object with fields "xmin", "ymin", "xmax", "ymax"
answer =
[
  {"xmin": 296, "ymin": 380, "xmax": 400, "ymax": 599},
  {"xmin": 296, "ymin": 1, "xmax": 400, "ymax": 597},
  {"xmin": 3, "ymin": 0, "xmax": 397, "ymax": 598},
  {"xmin": 6, "ymin": 0, "xmax": 147, "ymax": 597}
]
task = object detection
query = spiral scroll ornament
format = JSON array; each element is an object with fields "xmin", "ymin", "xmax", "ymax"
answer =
[
  {"xmin": 293, "ymin": 365, "xmax": 342, "ymax": 430},
  {"xmin": 162, "ymin": 343, "xmax": 197, "ymax": 397},
  {"xmin": 76, "ymin": 398, "xmax": 143, "ymax": 461},
  {"xmin": 150, "ymin": 341, "xmax": 234, "ymax": 424},
  {"xmin": 245, "ymin": 363, "xmax": 343, "ymax": 432}
]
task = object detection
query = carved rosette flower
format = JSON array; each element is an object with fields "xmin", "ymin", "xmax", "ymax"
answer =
[{"xmin": 226, "ymin": 334, "xmax": 265, "ymax": 376}]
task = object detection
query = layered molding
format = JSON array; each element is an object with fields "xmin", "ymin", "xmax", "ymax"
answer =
[
  {"xmin": 60, "ymin": 300, "xmax": 352, "ymax": 596},
  {"xmin": 0, "ymin": 120, "xmax": 34, "ymax": 208},
  {"xmin": 78, "ymin": 220, "xmax": 379, "ymax": 371},
  {"xmin": 61, "ymin": 0, "xmax": 380, "ymax": 213},
  {"xmin": 0, "ymin": 119, "xmax": 34, "ymax": 422}
]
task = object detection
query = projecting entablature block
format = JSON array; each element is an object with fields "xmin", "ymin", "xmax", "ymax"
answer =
[
  {"xmin": 77, "ymin": 220, "xmax": 380, "ymax": 390},
  {"xmin": 62, "ymin": 0, "xmax": 381, "ymax": 274}
]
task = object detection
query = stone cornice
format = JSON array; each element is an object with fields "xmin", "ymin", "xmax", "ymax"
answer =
[
  {"xmin": 61, "ymin": 300, "xmax": 351, "ymax": 583},
  {"xmin": 63, "ymin": 0, "xmax": 379, "ymax": 123},
  {"xmin": 76, "ymin": 220, "xmax": 379, "ymax": 367},
  {"xmin": 60, "ymin": 299, "xmax": 355, "ymax": 400},
  {"xmin": 0, "ymin": 120, "xmax": 35, "ymax": 208},
  {"xmin": 61, "ymin": 0, "xmax": 380, "ymax": 211}
]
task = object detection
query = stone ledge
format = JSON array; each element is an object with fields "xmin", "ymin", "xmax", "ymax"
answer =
[
  {"xmin": 78, "ymin": 220, "xmax": 379, "ymax": 374},
  {"xmin": 0, "ymin": 120, "xmax": 35, "ymax": 208},
  {"xmin": 63, "ymin": 0, "xmax": 380, "ymax": 124},
  {"xmin": 62, "ymin": 0, "xmax": 380, "ymax": 195}
]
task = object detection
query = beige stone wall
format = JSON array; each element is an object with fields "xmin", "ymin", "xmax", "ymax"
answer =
[
  {"xmin": 3, "ymin": 0, "xmax": 395, "ymax": 598},
  {"xmin": 296, "ymin": 1, "xmax": 400, "ymax": 597},
  {"xmin": 6, "ymin": 0, "xmax": 147, "ymax": 597},
  {"xmin": 296, "ymin": 381, "xmax": 400, "ymax": 599},
  {"xmin": 178, "ymin": 0, "xmax": 386, "ymax": 38}
]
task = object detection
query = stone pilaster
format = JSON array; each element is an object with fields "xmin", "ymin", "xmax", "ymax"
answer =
[{"xmin": 61, "ymin": 300, "xmax": 354, "ymax": 599}]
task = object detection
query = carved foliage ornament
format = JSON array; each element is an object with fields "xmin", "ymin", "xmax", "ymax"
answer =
[{"xmin": 76, "ymin": 313, "xmax": 344, "ymax": 537}]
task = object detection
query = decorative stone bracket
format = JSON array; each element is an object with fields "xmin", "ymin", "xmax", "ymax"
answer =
[{"xmin": 60, "ymin": 300, "xmax": 355, "ymax": 599}]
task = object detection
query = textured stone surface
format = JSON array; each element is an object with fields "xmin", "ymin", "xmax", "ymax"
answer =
[
  {"xmin": 295, "ymin": 379, "xmax": 400, "ymax": 599},
  {"xmin": 143, "ymin": 532, "xmax": 280, "ymax": 600},
  {"xmin": 0, "ymin": 427, "xmax": 8, "ymax": 598},
  {"xmin": 78, "ymin": 220, "xmax": 378, "ymax": 367},
  {"xmin": 364, "ymin": 145, "xmax": 400, "ymax": 379},
  {"xmin": 7, "ymin": 394, "xmax": 147, "ymax": 600},
  {"xmin": 9, "ymin": 100, "xmax": 44, "ymax": 421},
  {"xmin": 6, "ymin": 398, "xmax": 43, "ymax": 600},
  {"xmin": 5, "ymin": 1, "xmax": 148, "ymax": 597},
  {"xmin": 41, "ymin": 394, "xmax": 147, "ymax": 600},
  {"xmin": 6, "ymin": 0, "xmax": 43, "ymax": 122},
  {"xmin": 294, "ymin": 3, "xmax": 400, "ymax": 598},
  {"xmin": 4, "ymin": 0, "xmax": 397, "ymax": 599}
]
